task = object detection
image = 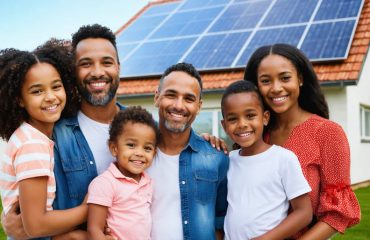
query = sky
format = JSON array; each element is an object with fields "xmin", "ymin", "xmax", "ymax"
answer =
[{"xmin": 0, "ymin": 0, "xmax": 149, "ymax": 51}]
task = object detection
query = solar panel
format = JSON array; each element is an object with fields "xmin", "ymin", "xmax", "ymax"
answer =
[
  {"xmin": 120, "ymin": 37, "xmax": 197, "ymax": 76},
  {"xmin": 236, "ymin": 26, "xmax": 306, "ymax": 66},
  {"xmin": 150, "ymin": 7, "xmax": 223, "ymax": 39},
  {"xmin": 184, "ymin": 32, "xmax": 251, "ymax": 69},
  {"xmin": 300, "ymin": 20, "xmax": 356, "ymax": 60},
  {"xmin": 117, "ymin": 0, "xmax": 364, "ymax": 77},
  {"xmin": 261, "ymin": 0, "xmax": 318, "ymax": 26},
  {"xmin": 210, "ymin": 1, "xmax": 270, "ymax": 32}
]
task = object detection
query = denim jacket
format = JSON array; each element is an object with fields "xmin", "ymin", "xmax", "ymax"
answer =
[
  {"xmin": 52, "ymin": 103, "xmax": 125, "ymax": 210},
  {"xmin": 176, "ymin": 130, "xmax": 229, "ymax": 240}
]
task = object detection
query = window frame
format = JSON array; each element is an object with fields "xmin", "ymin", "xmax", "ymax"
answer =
[{"xmin": 360, "ymin": 104, "xmax": 370, "ymax": 142}]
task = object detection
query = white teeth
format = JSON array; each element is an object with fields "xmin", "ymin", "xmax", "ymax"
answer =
[
  {"xmin": 90, "ymin": 82, "xmax": 106, "ymax": 87},
  {"xmin": 45, "ymin": 105, "xmax": 58, "ymax": 111},
  {"xmin": 170, "ymin": 112, "xmax": 184, "ymax": 118},
  {"xmin": 237, "ymin": 132, "xmax": 251, "ymax": 137},
  {"xmin": 272, "ymin": 96, "xmax": 287, "ymax": 102}
]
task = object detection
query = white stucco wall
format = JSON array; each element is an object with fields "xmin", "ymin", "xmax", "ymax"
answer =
[{"xmin": 345, "ymin": 52, "xmax": 370, "ymax": 184}]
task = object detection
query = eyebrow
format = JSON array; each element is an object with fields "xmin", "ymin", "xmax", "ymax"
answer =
[{"xmin": 27, "ymin": 79, "xmax": 62, "ymax": 90}]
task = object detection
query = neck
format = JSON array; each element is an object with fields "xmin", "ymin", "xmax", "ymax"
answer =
[
  {"xmin": 275, "ymin": 106, "xmax": 311, "ymax": 130},
  {"xmin": 27, "ymin": 121, "xmax": 54, "ymax": 139},
  {"xmin": 158, "ymin": 125, "xmax": 191, "ymax": 155},
  {"xmin": 80, "ymin": 99, "xmax": 119, "ymax": 124}
]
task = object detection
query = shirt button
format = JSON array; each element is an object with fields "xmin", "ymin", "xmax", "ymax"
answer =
[
  {"xmin": 184, "ymin": 220, "xmax": 188, "ymax": 224},
  {"xmin": 89, "ymin": 161, "xmax": 94, "ymax": 165},
  {"xmin": 181, "ymin": 181, "xmax": 186, "ymax": 184}
]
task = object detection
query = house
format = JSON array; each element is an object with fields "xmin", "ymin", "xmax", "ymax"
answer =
[{"xmin": 115, "ymin": 0, "xmax": 370, "ymax": 185}]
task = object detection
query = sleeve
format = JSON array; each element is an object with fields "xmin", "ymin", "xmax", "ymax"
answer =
[
  {"xmin": 215, "ymin": 154, "xmax": 229, "ymax": 230},
  {"xmin": 281, "ymin": 150, "xmax": 311, "ymax": 200},
  {"xmin": 317, "ymin": 121, "xmax": 361, "ymax": 233},
  {"xmin": 14, "ymin": 141, "xmax": 52, "ymax": 182},
  {"xmin": 87, "ymin": 175, "xmax": 115, "ymax": 208}
]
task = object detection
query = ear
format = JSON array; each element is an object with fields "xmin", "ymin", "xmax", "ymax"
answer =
[
  {"xmin": 221, "ymin": 119, "xmax": 226, "ymax": 132},
  {"xmin": 18, "ymin": 97, "xmax": 25, "ymax": 108},
  {"xmin": 298, "ymin": 74, "xmax": 303, "ymax": 87},
  {"xmin": 263, "ymin": 110, "xmax": 270, "ymax": 126},
  {"xmin": 196, "ymin": 99, "xmax": 203, "ymax": 115},
  {"xmin": 109, "ymin": 141, "xmax": 118, "ymax": 157},
  {"xmin": 154, "ymin": 89, "xmax": 160, "ymax": 107}
]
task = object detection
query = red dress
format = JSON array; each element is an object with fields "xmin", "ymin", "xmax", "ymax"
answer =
[{"xmin": 266, "ymin": 114, "xmax": 360, "ymax": 234}]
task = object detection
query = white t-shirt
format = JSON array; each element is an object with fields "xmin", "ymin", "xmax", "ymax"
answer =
[
  {"xmin": 224, "ymin": 145, "xmax": 311, "ymax": 240},
  {"xmin": 146, "ymin": 148, "xmax": 183, "ymax": 240},
  {"xmin": 78, "ymin": 111, "xmax": 115, "ymax": 174}
]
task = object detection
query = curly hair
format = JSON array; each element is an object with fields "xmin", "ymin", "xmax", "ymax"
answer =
[
  {"xmin": 243, "ymin": 43, "xmax": 329, "ymax": 129},
  {"xmin": 0, "ymin": 39, "xmax": 78, "ymax": 141},
  {"xmin": 159, "ymin": 62, "xmax": 203, "ymax": 98},
  {"xmin": 71, "ymin": 24, "xmax": 120, "ymax": 64},
  {"xmin": 109, "ymin": 106, "xmax": 160, "ymax": 145}
]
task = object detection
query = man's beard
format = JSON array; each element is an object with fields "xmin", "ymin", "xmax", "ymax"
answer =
[{"xmin": 77, "ymin": 76, "xmax": 119, "ymax": 106}]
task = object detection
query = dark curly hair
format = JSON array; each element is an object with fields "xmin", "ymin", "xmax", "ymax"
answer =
[
  {"xmin": 244, "ymin": 43, "xmax": 329, "ymax": 129},
  {"xmin": 0, "ymin": 39, "xmax": 78, "ymax": 141},
  {"xmin": 159, "ymin": 62, "xmax": 203, "ymax": 98},
  {"xmin": 71, "ymin": 24, "xmax": 120, "ymax": 64},
  {"xmin": 109, "ymin": 106, "xmax": 160, "ymax": 145}
]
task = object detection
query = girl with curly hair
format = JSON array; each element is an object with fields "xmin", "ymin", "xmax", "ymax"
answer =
[{"xmin": 0, "ymin": 39, "xmax": 86, "ymax": 239}]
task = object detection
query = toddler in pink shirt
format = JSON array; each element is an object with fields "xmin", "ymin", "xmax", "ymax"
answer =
[{"xmin": 87, "ymin": 106, "xmax": 159, "ymax": 240}]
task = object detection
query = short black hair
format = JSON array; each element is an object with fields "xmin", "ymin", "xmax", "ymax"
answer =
[
  {"xmin": 109, "ymin": 106, "xmax": 160, "ymax": 145},
  {"xmin": 221, "ymin": 80, "xmax": 265, "ymax": 117},
  {"xmin": 159, "ymin": 62, "xmax": 203, "ymax": 98},
  {"xmin": 0, "ymin": 39, "xmax": 77, "ymax": 141},
  {"xmin": 71, "ymin": 24, "xmax": 120, "ymax": 64}
]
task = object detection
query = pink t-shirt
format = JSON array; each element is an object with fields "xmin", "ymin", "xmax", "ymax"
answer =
[
  {"xmin": 0, "ymin": 122, "xmax": 55, "ymax": 214},
  {"xmin": 88, "ymin": 162, "xmax": 153, "ymax": 240}
]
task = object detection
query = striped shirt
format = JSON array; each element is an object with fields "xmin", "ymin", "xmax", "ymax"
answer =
[{"xmin": 0, "ymin": 122, "xmax": 55, "ymax": 214}]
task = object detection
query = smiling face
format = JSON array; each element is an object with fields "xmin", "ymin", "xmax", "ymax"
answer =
[
  {"xmin": 20, "ymin": 63, "xmax": 66, "ymax": 136},
  {"xmin": 75, "ymin": 38, "xmax": 120, "ymax": 106},
  {"xmin": 256, "ymin": 54, "xmax": 302, "ymax": 115},
  {"xmin": 109, "ymin": 122, "xmax": 157, "ymax": 182},
  {"xmin": 222, "ymin": 92, "xmax": 269, "ymax": 155},
  {"xmin": 154, "ymin": 71, "xmax": 202, "ymax": 134}
]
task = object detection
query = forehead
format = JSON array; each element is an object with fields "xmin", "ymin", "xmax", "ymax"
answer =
[
  {"xmin": 258, "ymin": 54, "xmax": 296, "ymax": 73},
  {"xmin": 119, "ymin": 122, "xmax": 156, "ymax": 142},
  {"xmin": 161, "ymin": 71, "xmax": 201, "ymax": 96},
  {"xmin": 75, "ymin": 38, "xmax": 117, "ymax": 61},
  {"xmin": 223, "ymin": 92, "xmax": 263, "ymax": 113},
  {"xmin": 24, "ymin": 63, "xmax": 60, "ymax": 84}
]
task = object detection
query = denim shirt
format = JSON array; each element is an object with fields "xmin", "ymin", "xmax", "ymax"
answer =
[
  {"xmin": 177, "ymin": 130, "xmax": 229, "ymax": 240},
  {"xmin": 52, "ymin": 103, "xmax": 125, "ymax": 210}
]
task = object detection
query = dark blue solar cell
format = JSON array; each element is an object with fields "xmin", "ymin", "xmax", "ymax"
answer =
[
  {"xmin": 117, "ymin": 15, "xmax": 167, "ymax": 43},
  {"xmin": 236, "ymin": 26, "xmax": 305, "ymax": 66},
  {"xmin": 141, "ymin": 2, "xmax": 180, "ymax": 17},
  {"xmin": 117, "ymin": 44, "xmax": 138, "ymax": 61},
  {"xmin": 315, "ymin": 0, "xmax": 363, "ymax": 20},
  {"xmin": 121, "ymin": 37, "xmax": 197, "ymax": 77},
  {"xmin": 151, "ymin": 7, "xmax": 223, "ymax": 39},
  {"xmin": 262, "ymin": 0, "xmax": 318, "ymax": 26},
  {"xmin": 184, "ymin": 32, "xmax": 251, "ymax": 69},
  {"xmin": 210, "ymin": 1, "xmax": 270, "ymax": 32},
  {"xmin": 300, "ymin": 20, "xmax": 355, "ymax": 60},
  {"xmin": 180, "ymin": 0, "xmax": 229, "ymax": 10}
]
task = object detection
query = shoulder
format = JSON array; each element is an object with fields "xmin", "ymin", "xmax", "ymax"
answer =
[{"xmin": 271, "ymin": 145, "xmax": 298, "ymax": 160}]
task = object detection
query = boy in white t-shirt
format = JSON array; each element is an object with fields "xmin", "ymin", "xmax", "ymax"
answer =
[{"xmin": 221, "ymin": 80, "xmax": 312, "ymax": 240}]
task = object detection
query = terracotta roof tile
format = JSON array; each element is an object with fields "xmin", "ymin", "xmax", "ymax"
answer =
[{"xmin": 118, "ymin": 0, "xmax": 370, "ymax": 96}]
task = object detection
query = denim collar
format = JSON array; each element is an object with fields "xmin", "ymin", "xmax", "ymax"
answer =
[
  {"xmin": 63, "ymin": 102, "xmax": 125, "ymax": 127},
  {"xmin": 184, "ymin": 129, "xmax": 202, "ymax": 153}
]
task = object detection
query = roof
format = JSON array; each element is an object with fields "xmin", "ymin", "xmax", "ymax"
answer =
[{"xmin": 117, "ymin": 0, "xmax": 370, "ymax": 97}]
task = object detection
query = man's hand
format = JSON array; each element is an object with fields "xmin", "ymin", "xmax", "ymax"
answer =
[
  {"xmin": 1, "ymin": 202, "xmax": 29, "ymax": 240},
  {"xmin": 201, "ymin": 133, "xmax": 229, "ymax": 154}
]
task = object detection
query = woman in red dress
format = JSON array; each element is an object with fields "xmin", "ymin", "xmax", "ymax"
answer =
[{"xmin": 244, "ymin": 43, "xmax": 360, "ymax": 239}]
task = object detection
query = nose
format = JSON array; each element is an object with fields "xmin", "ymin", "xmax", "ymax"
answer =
[
  {"xmin": 271, "ymin": 80, "xmax": 283, "ymax": 93},
  {"xmin": 45, "ymin": 90, "xmax": 56, "ymax": 102},
  {"xmin": 173, "ymin": 97, "xmax": 185, "ymax": 110},
  {"xmin": 90, "ymin": 63, "xmax": 104, "ymax": 78}
]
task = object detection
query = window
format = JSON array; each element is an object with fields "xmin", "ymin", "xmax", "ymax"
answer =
[{"xmin": 360, "ymin": 105, "xmax": 370, "ymax": 142}]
